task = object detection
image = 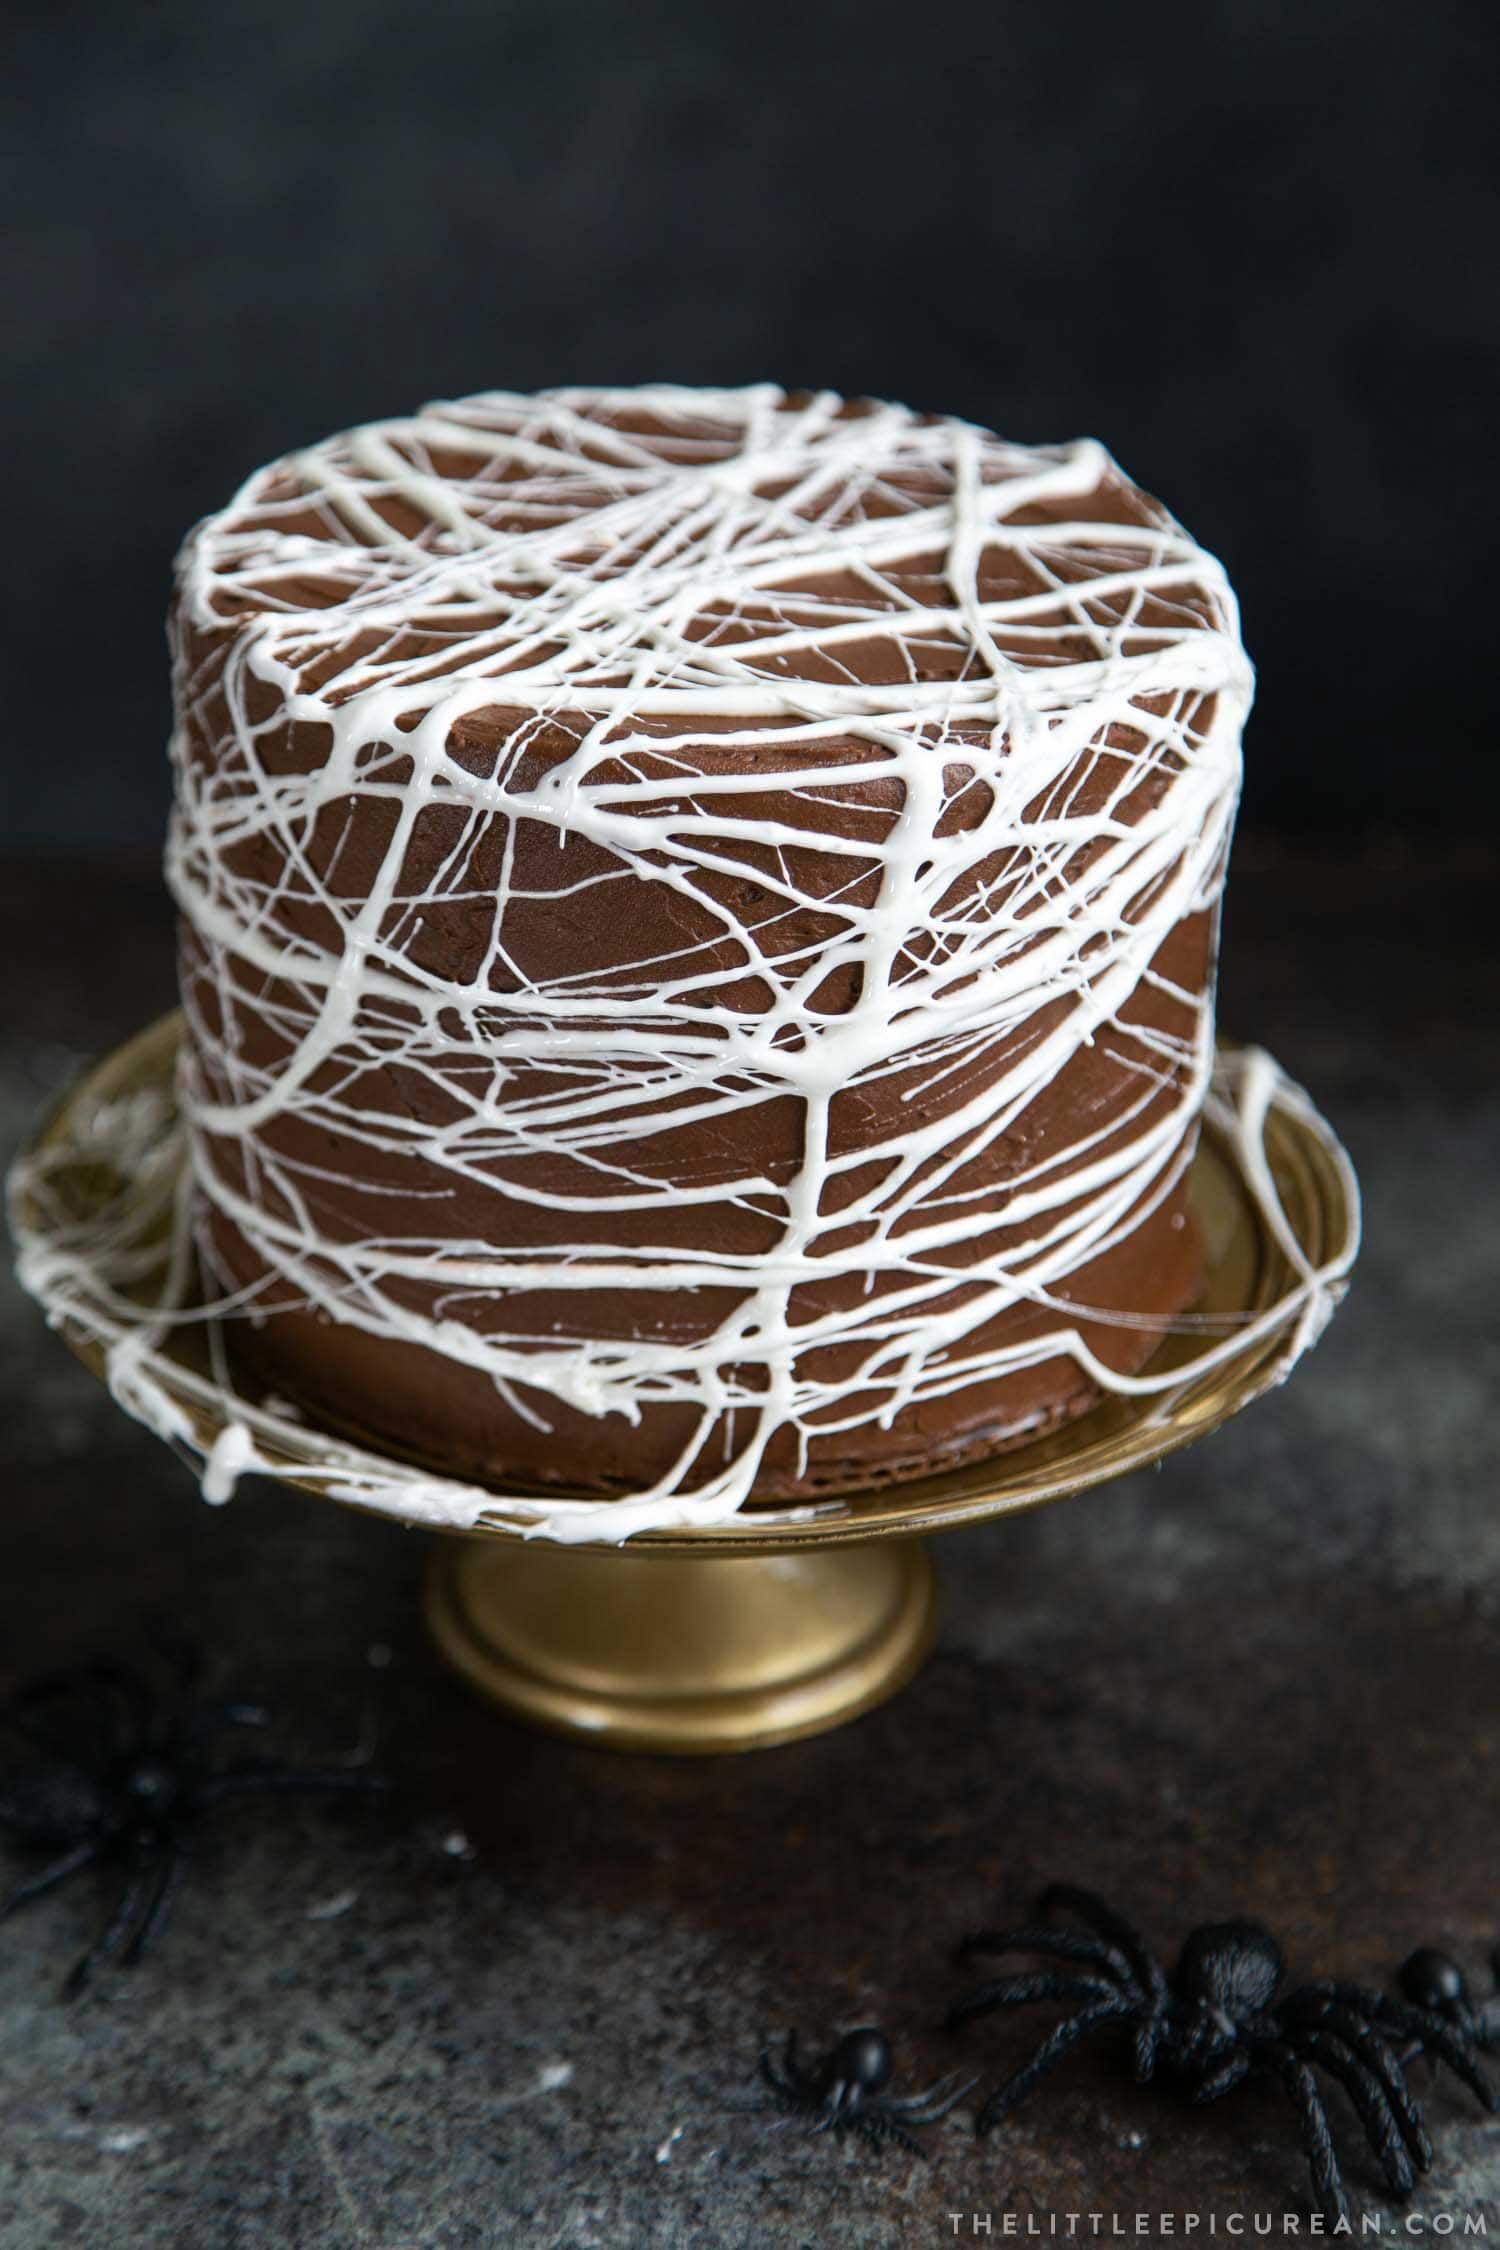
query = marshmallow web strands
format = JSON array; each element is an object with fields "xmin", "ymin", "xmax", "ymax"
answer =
[
  {"xmin": 6, "ymin": 1039, "xmax": 1358, "ymax": 1545},
  {"xmin": 60, "ymin": 383, "xmax": 1342, "ymax": 1540}
]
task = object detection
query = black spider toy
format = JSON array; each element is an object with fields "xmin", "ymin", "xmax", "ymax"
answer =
[
  {"xmin": 761, "ymin": 2026, "xmax": 974, "ymax": 2156},
  {"xmin": 0, "ymin": 1653, "xmax": 388, "ymax": 1995},
  {"xmin": 947, "ymin": 1885, "xmax": 1495, "ymax": 2223},
  {"xmin": 1400, "ymin": 1944, "xmax": 1500, "ymax": 2051}
]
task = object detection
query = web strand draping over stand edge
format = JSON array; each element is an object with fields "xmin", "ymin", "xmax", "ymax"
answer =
[{"xmin": 9, "ymin": 389, "xmax": 1356, "ymax": 1541}]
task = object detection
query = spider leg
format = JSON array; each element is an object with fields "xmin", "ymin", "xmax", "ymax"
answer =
[
  {"xmin": 1303, "ymin": 1984, "xmax": 1495, "ymax": 2114},
  {"xmin": 61, "ymin": 1859, "xmax": 158, "ymax": 1999},
  {"xmin": 878, "ymin": 2069, "xmax": 977, "ymax": 2121},
  {"xmin": 121, "ymin": 1845, "xmax": 186, "ymax": 1967},
  {"xmin": 1276, "ymin": 2025, "xmax": 1420, "ymax": 2198},
  {"xmin": 973, "ymin": 1996, "xmax": 1136, "ymax": 2135},
  {"xmin": 855, "ymin": 2108, "xmax": 928, "ymax": 2160},
  {"xmin": 810, "ymin": 2072, "xmax": 856, "ymax": 2133},
  {"xmin": 1191, "ymin": 2051, "xmax": 1253, "ymax": 2103},
  {"xmin": 0, "ymin": 1838, "xmax": 101, "ymax": 1918},
  {"xmin": 1254, "ymin": 2038, "xmax": 1349, "ymax": 2227},
  {"xmin": 958, "ymin": 1925, "xmax": 1135, "ymax": 1982},
  {"xmin": 193, "ymin": 1766, "xmax": 390, "ymax": 1808},
  {"xmin": 1479, "ymin": 1957, "xmax": 1500, "ymax": 2050},
  {"xmin": 759, "ymin": 2053, "xmax": 796, "ymax": 2103},
  {"xmin": 1131, "ymin": 2008, "xmax": 1169, "ymax": 2084},
  {"xmin": 1035, "ymin": 1886, "xmax": 1169, "ymax": 2008},
  {"xmin": 948, "ymin": 1968, "xmax": 1115, "ymax": 2031},
  {"xmin": 1281, "ymin": 1999, "xmax": 1432, "ymax": 2173},
  {"xmin": 760, "ymin": 2030, "xmax": 811, "ymax": 2105}
]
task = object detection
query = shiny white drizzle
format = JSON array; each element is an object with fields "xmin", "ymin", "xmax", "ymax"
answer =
[{"xmin": 11, "ymin": 389, "xmax": 1360, "ymax": 1542}]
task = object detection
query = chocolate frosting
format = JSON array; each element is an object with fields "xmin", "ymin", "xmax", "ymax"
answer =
[{"xmin": 167, "ymin": 386, "xmax": 1250, "ymax": 1524}]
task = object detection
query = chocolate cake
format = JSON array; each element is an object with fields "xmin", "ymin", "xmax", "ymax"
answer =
[{"xmin": 166, "ymin": 385, "xmax": 1251, "ymax": 1529}]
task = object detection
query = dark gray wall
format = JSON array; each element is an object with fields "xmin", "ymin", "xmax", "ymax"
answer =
[{"xmin": 5, "ymin": 0, "xmax": 1496, "ymax": 846}]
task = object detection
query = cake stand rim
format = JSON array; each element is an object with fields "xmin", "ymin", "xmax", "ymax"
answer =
[{"xmin": 13, "ymin": 1010, "xmax": 1359, "ymax": 1556}]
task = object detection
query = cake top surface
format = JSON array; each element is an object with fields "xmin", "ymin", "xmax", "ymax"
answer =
[{"xmin": 175, "ymin": 384, "xmax": 1248, "ymax": 742}]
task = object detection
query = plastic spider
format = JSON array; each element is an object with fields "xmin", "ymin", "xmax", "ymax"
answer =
[
  {"xmin": 761, "ymin": 2025, "xmax": 974, "ymax": 2156},
  {"xmin": 0, "ymin": 1652, "xmax": 388, "ymax": 1995},
  {"xmin": 1400, "ymin": 1944, "xmax": 1500, "ymax": 2050},
  {"xmin": 947, "ymin": 1885, "xmax": 1495, "ymax": 2223}
]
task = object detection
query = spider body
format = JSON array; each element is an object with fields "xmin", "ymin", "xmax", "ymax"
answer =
[
  {"xmin": 0, "ymin": 1656, "xmax": 387, "ymax": 1994},
  {"xmin": 949, "ymin": 1886, "xmax": 1495, "ymax": 2223},
  {"xmin": 761, "ymin": 2026, "xmax": 973, "ymax": 2156}
]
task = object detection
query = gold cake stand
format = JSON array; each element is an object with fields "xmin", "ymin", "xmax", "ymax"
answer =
[{"xmin": 12, "ymin": 1016, "xmax": 1358, "ymax": 1756}]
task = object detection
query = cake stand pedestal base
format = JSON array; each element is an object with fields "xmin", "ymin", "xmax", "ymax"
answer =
[{"xmin": 423, "ymin": 1536, "xmax": 938, "ymax": 1754}]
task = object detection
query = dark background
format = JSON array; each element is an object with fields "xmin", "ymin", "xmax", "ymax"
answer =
[{"xmin": 4, "ymin": 0, "xmax": 1497, "ymax": 848}]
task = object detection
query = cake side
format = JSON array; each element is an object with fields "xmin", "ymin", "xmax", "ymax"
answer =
[{"xmin": 167, "ymin": 387, "xmax": 1249, "ymax": 1525}]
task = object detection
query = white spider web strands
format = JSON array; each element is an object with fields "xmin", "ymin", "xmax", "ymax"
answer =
[{"xmin": 19, "ymin": 385, "xmax": 1352, "ymax": 1542}]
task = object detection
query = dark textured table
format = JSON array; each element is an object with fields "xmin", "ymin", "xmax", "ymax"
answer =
[{"xmin": 2, "ymin": 836, "xmax": 1497, "ymax": 2248}]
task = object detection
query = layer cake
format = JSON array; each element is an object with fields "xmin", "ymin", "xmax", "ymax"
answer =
[{"xmin": 167, "ymin": 386, "xmax": 1250, "ymax": 1527}]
